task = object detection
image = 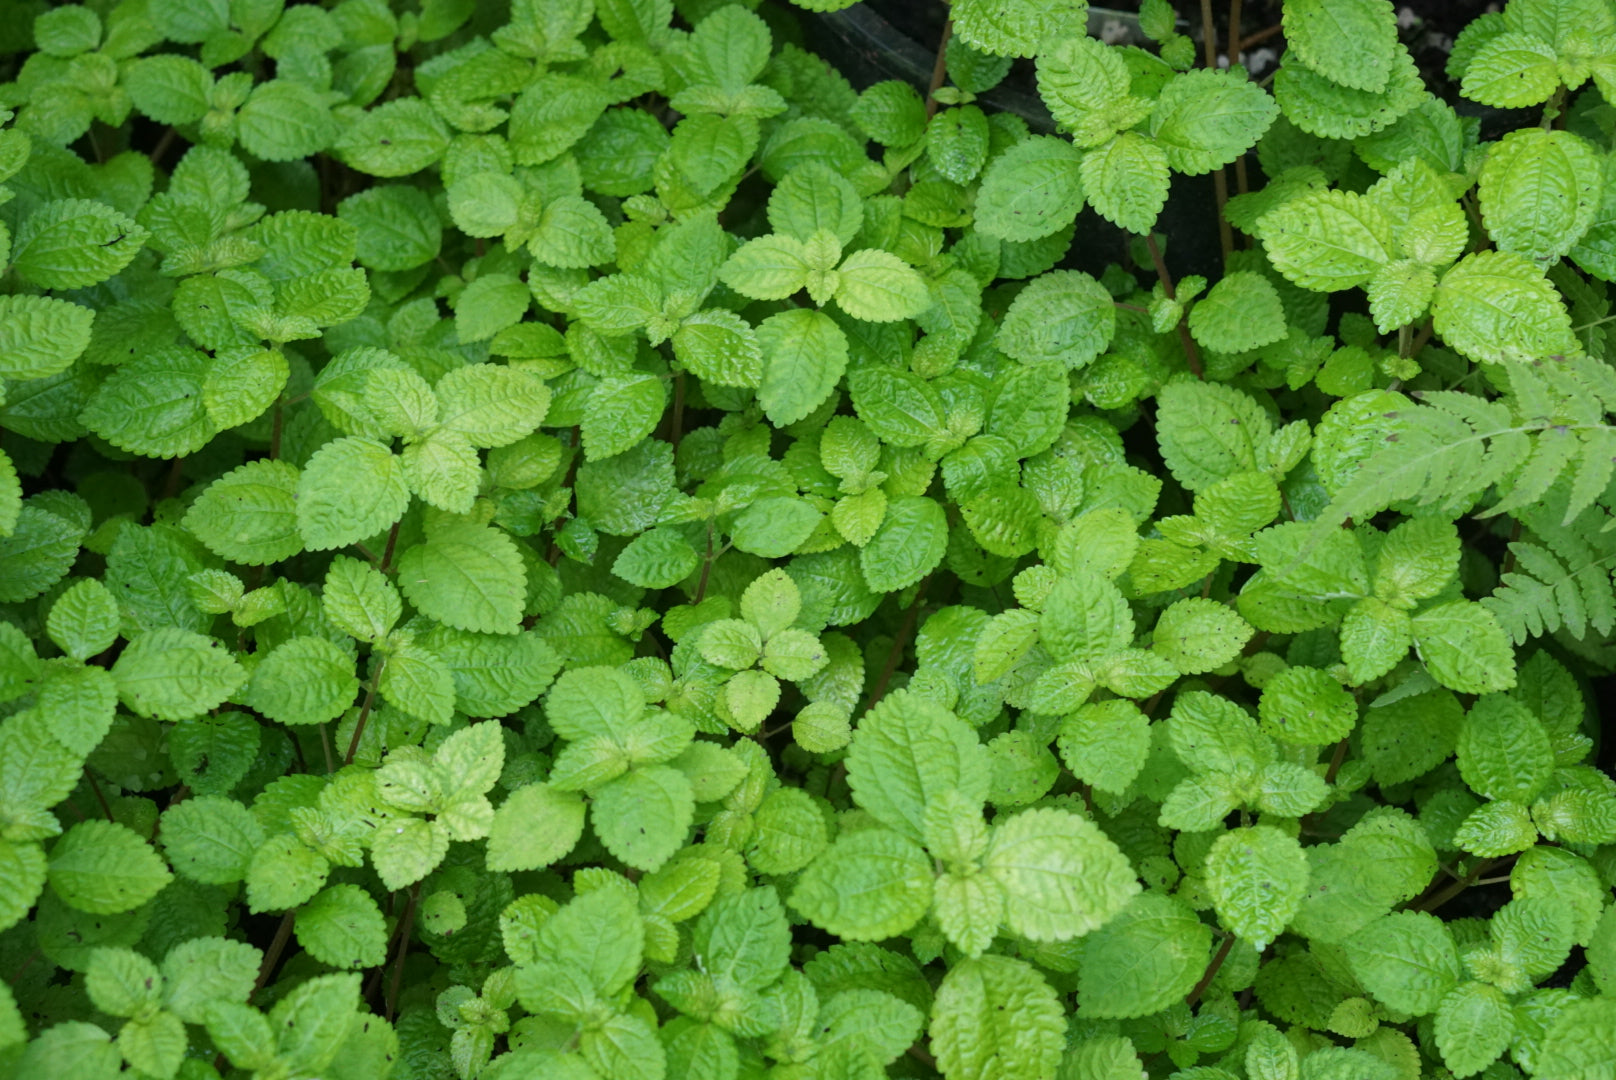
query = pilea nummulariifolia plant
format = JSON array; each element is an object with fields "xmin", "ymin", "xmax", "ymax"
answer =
[{"xmin": 1, "ymin": 0, "xmax": 1615, "ymax": 1076}]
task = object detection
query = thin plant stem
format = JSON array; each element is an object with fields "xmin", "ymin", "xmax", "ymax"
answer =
[
  {"xmin": 86, "ymin": 771, "xmax": 115, "ymax": 822},
  {"xmin": 1187, "ymin": 933, "xmax": 1236, "ymax": 1006},
  {"xmin": 269, "ymin": 399, "xmax": 284, "ymax": 460},
  {"xmin": 1201, "ymin": 0, "xmax": 1233, "ymax": 263},
  {"xmin": 318, "ymin": 724, "xmax": 335, "ymax": 774},
  {"xmin": 1323, "ymin": 737, "xmax": 1349, "ymax": 785},
  {"xmin": 1408, "ymin": 317, "xmax": 1436, "ymax": 358},
  {"xmin": 1145, "ymin": 233, "xmax": 1204, "ymax": 378},
  {"xmin": 1242, "ymin": 22, "xmax": 1283, "ymax": 48},
  {"xmin": 150, "ymin": 126, "xmax": 178, "ymax": 167},
  {"xmin": 344, "ymin": 664, "xmax": 384, "ymax": 765},
  {"xmin": 693, "ymin": 519, "xmax": 717, "ymax": 604},
  {"xmin": 1212, "ymin": 168, "xmax": 1234, "ymax": 264},
  {"xmin": 1199, "ymin": 0, "xmax": 1218, "ymax": 67},
  {"xmin": 386, "ymin": 884, "xmax": 422, "ymax": 1022},
  {"xmin": 1229, "ymin": 0, "xmax": 1243, "ymax": 60},
  {"xmin": 670, "ymin": 371, "xmax": 685, "ymax": 451},
  {"xmin": 380, "ymin": 520, "xmax": 401, "ymax": 573},
  {"xmin": 864, "ymin": 576, "xmax": 932, "ymax": 712},
  {"xmin": 252, "ymin": 911, "xmax": 297, "ymax": 996},
  {"xmin": 924, "ymin": 19, "xmax": 954, "ymax": 120}
]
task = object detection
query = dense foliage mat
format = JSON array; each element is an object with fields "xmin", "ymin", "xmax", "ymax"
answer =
[{"xmin": 0, "ymin": 0, "xmax": 1615, "ymax": 1078}]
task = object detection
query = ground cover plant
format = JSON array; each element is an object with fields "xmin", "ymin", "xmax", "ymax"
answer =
[{"xmin": 0, "ymin": 0, "xmax": 1615, "ymax": 1077}]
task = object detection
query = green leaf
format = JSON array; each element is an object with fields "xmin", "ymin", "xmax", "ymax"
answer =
[
  {"xmin": 322, "ymin": 556, "xmax": 401, "ymax": 643},
  {"xmin": 851, "ymin": 80, "xmax": 927, "ymax": 145},
  {"xmin": 0, "ymin": 503, "xmax": 84, "ymax": 604},
  {"xmin": 1477, "ymin": 128, "xmax": 1602, "ymax": 265},
  {"xmin": 111, "ymin": 628, "xmax": 247, "ymax": 721},
  {"xmin": 1340, "ymin": 599, "xmax": 1414, "ymax": 685},
  {"xmin": 1150, "ymin": 69, "xmax": 1280, "ymax": 175},
  {"xmin": 487, "ymin": 783, "xmax": 587, "ymax": 872},
  {"xmin": 46, "ymin": 579, "xmax": 118, "ymax": 662},
  {"xmin": 1456, "ymin": 692, "xmax": 1554, "ymax": 802},
  {"xmin": 1034, "ymin": 34, "xmax": 1142, "ymax": 147},
  {"xmin": 1411, "ymin": 600, "xmax": 1517, "ymax": 693},
  {"xmin": 691, "ymin": 885, "xmax": 792, "ymax": 991},
  {"xmin": 1081, "ymin": 133, "xmax": 1170, "ymax": 236},
  {"xmin": 953, "ymin": 0, "xmax": 1086, "ymax": 57},
  {"xmin": 1058, "ymin": 701, "xmax": 1151, "ymax": 794},
  {"xmin": 337, "ymin": 185, "xmax": 442, "ymax": 271},
  {"xmin": 1273, "ymin": 49, "xmax": 1426, "ymax": 140},
  {"xmin": 295, "ymin": 885, "xmax": 388, "ymax": 970},
  {"xmin": 159, "ymin": 794, "xmax": 262, "ymax": 885},
  {"xmin": 1156, "ymin": 380, "xmax": 1272, "ymax": 491},
  {"xmin": 1460, "ymin": 32, "xmax": 1560, "ymax": 108},
  {"xmin": 846, "ymin": 691, "xmax": 990, "ymax": 842},
  {"xmin": 370, "ymin": 816, "xmax": 448, "ymax": 891},
  {"xmin": 1170, "ymin": 688, "xmax": 1270, "ymax": 774},
  {"xmin": 1258, "ymin": 665, "xmax": 1356, "ymax": 746},
  {"xmin": 48, "ymin": 820, "xmax": 173, "ymax": 914},
  {"xmin": 81, "ymin": 346, "xmax": 216, "ymax": 459},
  {"xmin": 86, "ymin": 946, "xmax": 163, "ymax": 1017},
  {"xmin": 592, "ymin": 765, "xmax": 694, "ymax": 872},
  {"xmin": 435, "ymin": 362, "xmax": 549, "ymax": 447},
  {"xmin": 996, "ymin": 269, "xmax": 1116, "ymax": 368},
  {"xmin": 1261, "ymin": 189, "xmax": 1395, "ymax": 291},
  {"xmin": 1153, "ymin": 598, "xmax": 1255, "ymax": 675},
  {"xmin": 834, "ymin": 249, "xmax": 932, "ymax": 322},
  {"xmin": 203, "ymin": 347, "xmax": 287, "ymax": 431},
  {"xmin": 747, "ymin": 787, "xmax": 829, "ymax": 875},
  {"xmin": 124, "ymin": 54, "xmax": 213, "ymax": 124},
  {"xmin": 244, "ymin": 636, "xmax": 358, "ymax": 726},
  {"xmin": 1342, "ymin": 910, "xmax": 1461, "ymax": 1014},
  {"xmin": 768, "ymin": 164, "xmax": 863, "ymax": 246},
  {"xmin": 1434, "ymin": 981, "xmax": 1513, "ymax": 1078},
  {"xmin": 1188, "ymin": 271, "xmax": 1288, "ymax": 353},
  {"xmin": 12, "ymin": 199, "xmax": 147, "ymax": 290},
  {"xmin": 582, "ymin": 373, "xmax": 666, "ymax": 460},
  {"xmin": 1377, "ymin": 516, "xmax": 1461, "ymax": 603},
  {"xmin": 455, "ymin": 272, "xmax": 531, "ymax": 344},
  {"xmin": 398, "ymin": 522, "xmax": 526, "ymax": 635},
  {"xmin": 720, "ymin": 234, "xmax": 811, "ymax": 300},
  {"xmin": 1040, "ymin": 569, "xmax": 1133, "ymax": 662},
  {"xmin": 297, "ymin": 437, "xmax": 409, "ymax": 551},
  {"xmin": 1206, "ymin": 826, "xmax": 1309, "ymax": 950},
  {"xmin": 613, "ymin": 527, "xmax": 700, "ymax": 589},
  {"xmin": 756, "ymin": 307, "xmax": 848, "ymax": 426},
  {"xmin": 0, "ymin": 295, "xmax": 94, "ymax": 381},
  {"xmin": 1077, "ymin": 892, "xmax": 1212, "ymax": 1018},
  {"xmin": 929, "ymin": 955, "xmax": 1066, "ymax": 1080},
  {"xmin": 160, "ymin": 937, "xmax": 259, "ymax": 1024},
  {"xmin": 861, "ymin": 496, "xmax": 947, "ymax": 593},
  {"xmin": 730, "ymin": 495, "xmax": 822, "ymax": 558},
  {"xmin": 236, "ymin": 79, "xmax": 338, "ymax": 162},
  {"xmin": 983, "ymin": 807, "xmax": 1139, "ymax": 942},
  {"xmin": 1431, "ymin": 251, "xmax": 1577, "ymax": 364},
  {"xmin": 184, "ymin": 459, "xmax": 304, "ymax": 566},
  {"xmin": 0, "ymin": 840, "xmax": 46, "ymax": 934},
  {"xmin": 970, "ymin": 136, "xmax": 1084, "ymax": 242},
  {"xmin": 534, "ymin": 885, "xmax": 644, "ymax": 996},
  {"xmin": 672, "ymin": 310, "xmax": 762, "ymax": 388},
  {"xmin": 1283, "ymin": 0, "xmax": 1400, "ymax": 92},
  {"xmin": 1454, "ymin": 797, "xmax": 1537, "ymax": 857},
  {"xmin": 269, "ymin": 973, "xmax": 362, "ymax": 1076},
  {"xmin": 1534, "ymin": 997, "xmax": 1616, "ymax": 1080},
  {"xmin": 246, "ymin": 834, "xmax": 330, "ymax": 913}
]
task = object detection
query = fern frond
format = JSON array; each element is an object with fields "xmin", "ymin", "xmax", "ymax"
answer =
[
  {"xmin": 1482, "ymin": 493, "xmax": 1616, "ymax": 645},
  {"xmin": 1319, "ymin": 394, "xmax": 1528, "ymax": 528}
]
